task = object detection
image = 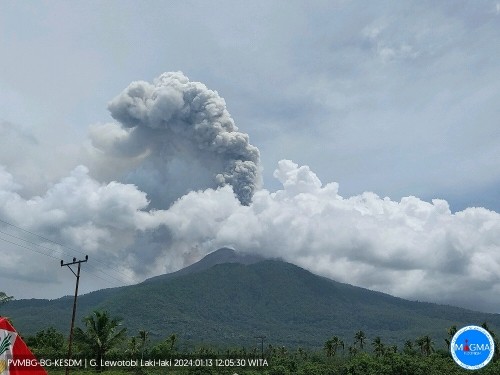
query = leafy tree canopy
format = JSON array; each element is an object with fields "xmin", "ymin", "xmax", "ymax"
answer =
[
  {"xmin": 74, "ymin": 310, "xmax": 126, "ymax": 370},
  {"xmin": 0, "ymin": 292, "xmax": 13, "ymax": 305}
]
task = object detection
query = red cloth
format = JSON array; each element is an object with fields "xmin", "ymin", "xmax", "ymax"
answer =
[{"xmin": 0, "ymin": 317, "xmax": 47, "ymax": 375}]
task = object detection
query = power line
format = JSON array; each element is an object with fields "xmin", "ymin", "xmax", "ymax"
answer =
[
  {"xmin": 0, "ymin": 216, "xmax": 136, "ymax": 284},
  {"xmin": 81, "ymin": 268, "xmax": 123, "ymax": 288},
  {"xmin": 0, "ymin": 233, "xmax": 128, "ymax": 286},
  {"xmin": 0, "ymin": 228, "xmax": 63, "ymax": 257},
  {"xmin": 0, "ymin": 216, "xmax": 117, "ymax": 263},
  {"xmin": 0, "ymin": 235, "xmax": 125, "ymax": 288},
  {"xmin": 0, "ymin": 217, "xmax": 77, "ymax": 251},
  {"xmin": 83, "ymin": 264, "xmax": 130, "ymax": 287},
  {"xmin": 0, "ymin": 235, "xmax": 60, "ymax": 260}
]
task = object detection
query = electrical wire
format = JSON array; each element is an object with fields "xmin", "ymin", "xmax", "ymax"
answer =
[
  {"xmin": 0, "ymin": 217, "xmax": 136, "ymax": 285},
  {"xmin": 0, "ymin": 235, "xmax": 60, "ymax": 260},
  {"xmin": 0, "ymin": 234, "xmax": 125, "ymax": 288},
  {"xmin": 0, "ymin": 218, "xmax": 141, "ymax": 287}
]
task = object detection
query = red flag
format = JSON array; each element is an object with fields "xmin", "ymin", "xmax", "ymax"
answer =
[{"xmin": 0, "ymin": 317, "xmax": 47, "ymax": 375}]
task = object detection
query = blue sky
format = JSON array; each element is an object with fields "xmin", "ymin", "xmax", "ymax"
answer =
[{"xmin": 1, "ymin": 1, "xmax": 500, "ymax": 312}]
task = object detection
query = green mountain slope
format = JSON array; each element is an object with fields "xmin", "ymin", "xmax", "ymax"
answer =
[{"xmin": 3, "ymin": 250, "xmax": 500, "ymax": 349}]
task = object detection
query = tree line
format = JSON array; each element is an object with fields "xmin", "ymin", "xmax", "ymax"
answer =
[{"xmin": 12, "ymin": 309, "xmax": 500, "ymax": 374}]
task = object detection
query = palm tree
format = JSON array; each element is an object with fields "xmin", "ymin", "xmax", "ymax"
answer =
[
  {"xmin": 126, "ymin": 336, "xmax": 140, "ymax": 360},
  {"xmin": 138, "ymin": 330, "xmax": 149, "ymax": 360},
  {"xmin": 331, "ymin": 336, "xmax": 344, "ymax": 356},
  {"xmin": 354, "ymin": 330, "xmax": 366, "ymax": 350},
  {"xmin": 422, "ymin": 335, "xmax": 434, "ymax": 356},
  {"xmin": 403, "ymin": 340, "xmax": 415, "ymax": 355},
  {"xmin": 324, "ymin": 339, "xmax": 334, "ymax": 358},
  {"xmin": 74, "ymin": 310, "xmax": 126, "ymax": 372},
  {"xmin": 372, "ymin": 336, "xmax": 384, "ymax": 357},
  {"xmin": 347, "ymin": 345, "xmax": 358, "ymax": 357},
  {"xmin": 416, "ymin": 335, "xmax": 434, "ymax": 356},
  {"xmin": 444, "ymin": 325, "xmax": 457, "ymax": 349},
  {"xmin": 415, "ymin": 337, "xmax": 424, "ymax": 354},
  {"xmin": 324, "ymin": 336, "xmax": 344, "ymax": 358},
  {"xmin": 168, "ymin": 333, "xmax": 177, "ymax": 352}
]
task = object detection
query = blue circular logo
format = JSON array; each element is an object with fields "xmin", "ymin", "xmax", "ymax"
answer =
[{"xmin": 451, "ymin": 325, "xmax": 495, "ymax": 370}]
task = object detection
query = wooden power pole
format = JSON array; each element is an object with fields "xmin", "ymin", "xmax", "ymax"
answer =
[{"xmin": 61, "ymin": 255, "xmax": 88, "ymax": 375}]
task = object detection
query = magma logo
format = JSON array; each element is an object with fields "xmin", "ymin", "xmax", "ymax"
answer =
[{"xmin": 451, "ymin": 325, "xmax": 495, "ymax": 370}]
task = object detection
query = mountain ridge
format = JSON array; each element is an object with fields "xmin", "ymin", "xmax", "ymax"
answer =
[
  {"xmin": 143, "ymin": 247, "xmax": 266, "ymax": 284},
  {"xmin": 2, "ymin": 248, "xmax": 500, "ymax": 349}
]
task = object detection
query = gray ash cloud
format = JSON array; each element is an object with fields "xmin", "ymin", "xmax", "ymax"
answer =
[{"xmin": 101, "ymin": 72, "xmax": 260, "ymax": 206}]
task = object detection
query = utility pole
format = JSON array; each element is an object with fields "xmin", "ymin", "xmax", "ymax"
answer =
[
  {"xmin": 61, "ymin": 255, "xmax": 88, "ymax": 375},
  {"xmin": 254, "ymin": 335, "xmax": 266, "ymax": 359}
]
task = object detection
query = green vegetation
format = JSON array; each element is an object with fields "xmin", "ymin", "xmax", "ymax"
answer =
[
  {"xmin": 4, "ymin": 260, "xmax": 500, "ymax": 350},
  {"xmin": 74, "ymin": 310, "xmax": 127, "ymax": 371},
  {"xmin": 354, "ymin": 331, "xmax": 366, "ymax": 351},
  {"xmin": 20, "ymin": 318, "xmax": 500, "ymax": 375},
  {"xmin": 25, "ymin": 326, "xmax": 66, "ymax": 357},
  {"xmin": 0, "ymin": 291, "xmax": 13, "ymax": 305},
  {"xmin": 324, "ymin": 336, "xmax": 343, "ymax": 358},
  {"xmin": 5, "ymin": 254, "xmax": 500, "ymax": 374}
]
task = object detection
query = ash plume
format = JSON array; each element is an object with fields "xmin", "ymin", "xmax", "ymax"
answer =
[{"xmin": 96, "ymin": 72, "xmax": 260, "ymax": 206}]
